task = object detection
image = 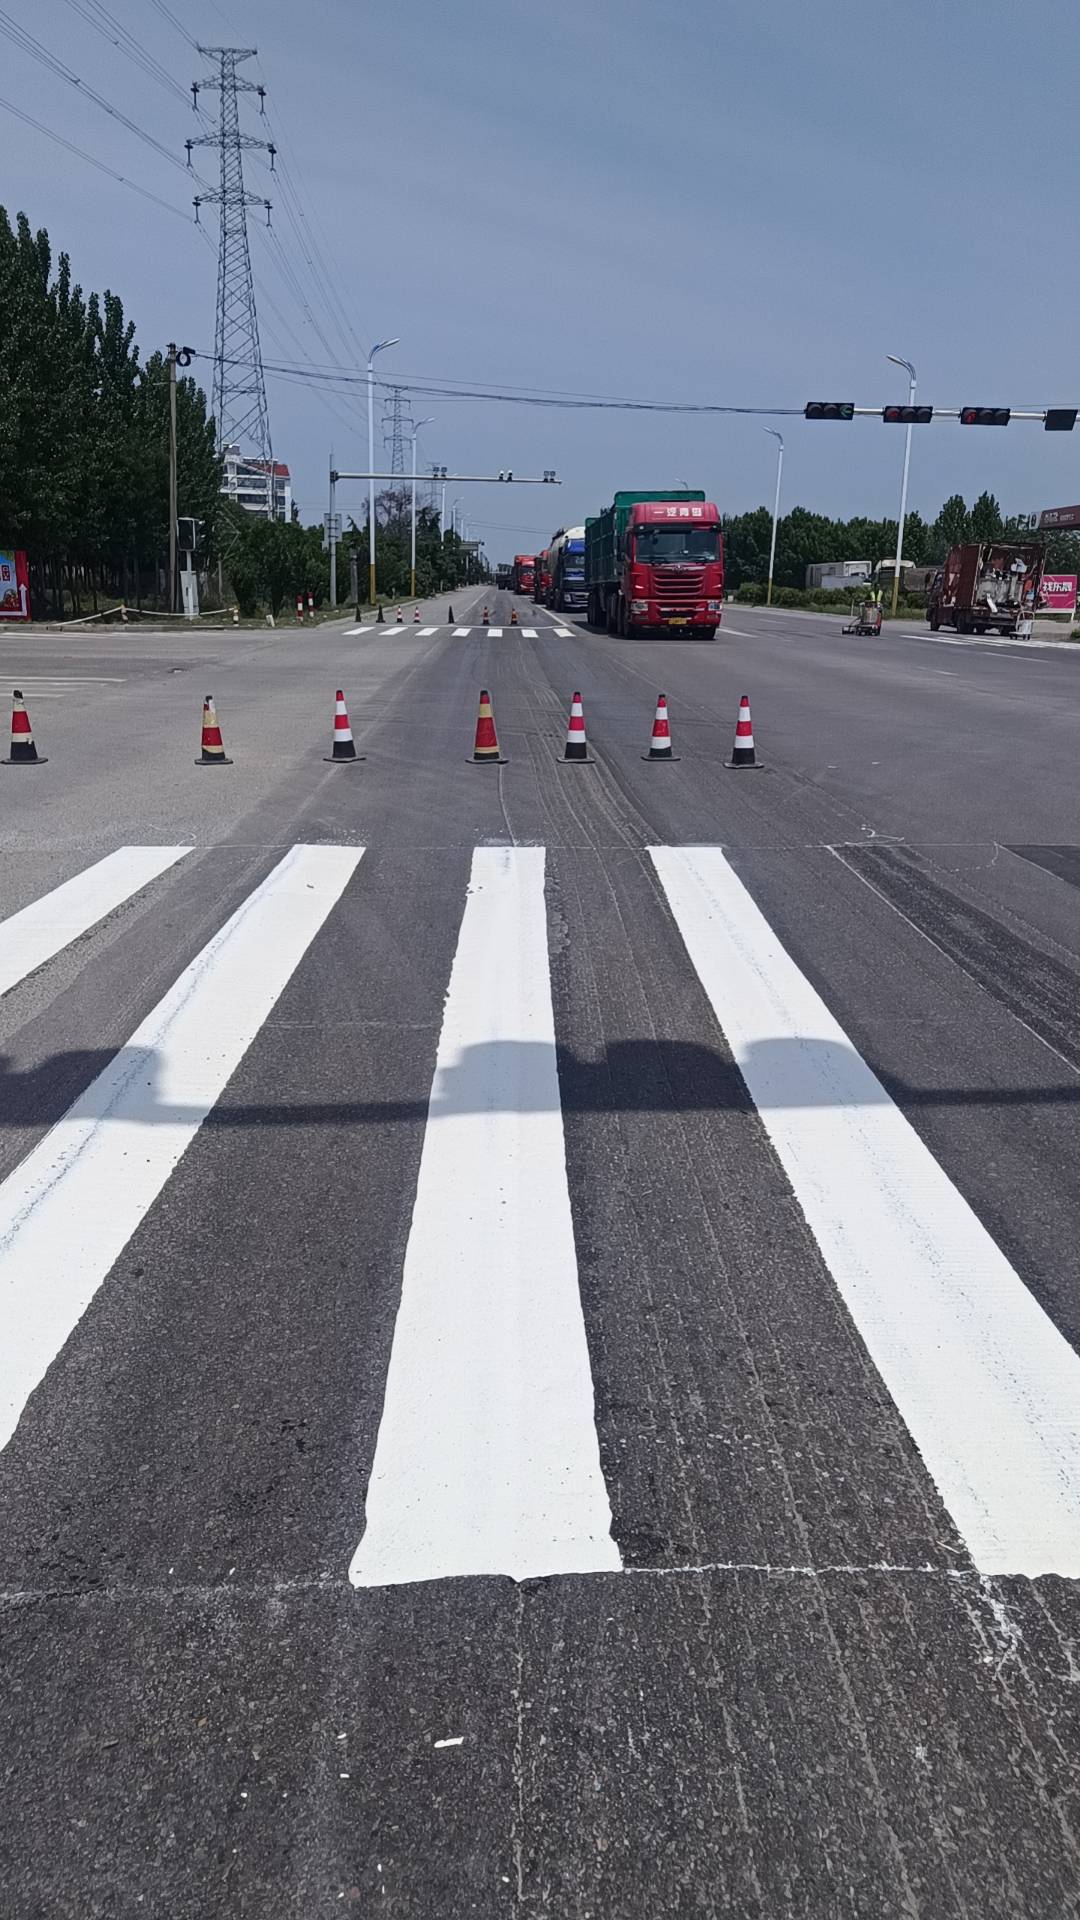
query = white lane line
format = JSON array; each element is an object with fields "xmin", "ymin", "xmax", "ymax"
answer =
[
  {"xmin": 0, "ymin": 843, "xmax": 362, "ymax": 1456},
  {"xmin": 452, "ymin": 627, "xmax": 472, "ymax": 637},
  {"xmin": 344, "ymin": 627, "xmax": 365, "ymax": 636},
  {"xmin": 351, "ymin": 845, "xmax": 620, "ymax": 1587},
  {"xmin": 553, "ymin": 628, "xmax": 573, "ymax": 638},
  {"xmin": 0, "ymin": 846, "xmax": 191, "ymax": 999},
  {"xmin": 651, "ymin": 845, "xmax": 1080, "ymax": 1579}
]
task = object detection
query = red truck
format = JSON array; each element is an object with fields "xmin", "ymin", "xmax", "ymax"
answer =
[
  {"xmin": 585, "ymin": 493, "xmax": 724, "ymax": 637},
  {"xmin": 511, "ymin": 553, "xmax": 535, "ymax": 595},
  {"xmin": 533, "ymin": 549, "xmax": 552, "ymax": 604},
  {"xmin": 927, "ymin": 541, "xmax": 1044, "ymax": 636}
]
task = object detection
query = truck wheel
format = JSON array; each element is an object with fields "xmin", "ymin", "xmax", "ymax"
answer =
[
  {"xmin": 606, "ymin": 596, "xmax": 618, "ymax": 636},
  {"xmin": 929, "ymin": 609, "xmax": 940, "ymax": 631}
]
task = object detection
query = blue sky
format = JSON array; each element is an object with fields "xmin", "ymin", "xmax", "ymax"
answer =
[{"xmin": 5, "ymin": 0, "xmax": 1079, "ymax": 560}]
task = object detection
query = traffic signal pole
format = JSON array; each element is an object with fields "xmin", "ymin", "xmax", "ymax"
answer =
[{"xmin": 887, "ymin": 355, "xmax": 917, "ymax": 617}]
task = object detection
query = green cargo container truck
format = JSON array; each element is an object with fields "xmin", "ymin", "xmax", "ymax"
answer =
[{"xmin": 585, "ymin": 490, "xmax": 725, "ymax": 638}]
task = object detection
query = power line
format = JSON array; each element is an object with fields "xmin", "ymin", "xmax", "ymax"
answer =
[
  {"xmin": 0, "ymin": 95, "xmax": 195, "ymax": 219},
  {"xmin": 145, "ymin": 0, "xmax": 200, "ymax": 52},
  {"xmin": 56, "ymin": 0, "xmax": 200, "ymax": 109}
]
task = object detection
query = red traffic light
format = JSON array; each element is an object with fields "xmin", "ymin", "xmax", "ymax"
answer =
[
  {"xmin": 804, "ymin": 402, "xmax": 854, "ymax": 421},
  {"xmin": 960, "ymin": 407, "xmax": 1010, "ymax": 426},
  {"xmin": 882, "ymin": 405, "xmax": 933, "ymax": 425}
]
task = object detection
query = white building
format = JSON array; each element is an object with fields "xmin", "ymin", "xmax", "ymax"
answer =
[{"xmin": 221, "ymin": 444, "xmax": 292, "ymax": 521}]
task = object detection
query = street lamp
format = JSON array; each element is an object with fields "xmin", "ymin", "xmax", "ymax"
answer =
[
  {"xmin": 764, "ymin": 429, "xmax": 784, "ymax": 607},
  {"xmin": 367, "ymin": 337, "xmax": 399, "ymax": 604},
  {"xmin": 886, "ymin": 353, "xmax": 917, "ymax": 617},
  {"xmin": 409, "ymin": 418, "xmax": 433, "ymax": 599}
]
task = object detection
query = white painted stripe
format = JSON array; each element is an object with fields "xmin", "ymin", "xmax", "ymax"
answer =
[
  {"xmin": 351, "ymin": 845, "xmax": 619, "ymax": 1587},
  {"xmin": 416, "ymin": 626, "xmax": 437, "ymax": 636},
  {"xmin": 343, "ymin": 626, "xmax": 365, "ymax": 636},
  {"xmin": 452, "ymin": 628, "xmax": 471, "ymax": 637},
  {"xmin": 0, "ymin": 843, "xmax": 362, "ymax": 1455},
  {"xmin": 554, "ymin": 628, "xmax": 573, "ymax": 637},
  {"xmin": 0, "ymin": 846, "xmax": 191, "ymax": 998},
  {"xmin": 487, "ymin": 627, "xmax": 504, "ymax": 637},
  {"xmin": 522, "ymin": 628, "xmax": 538, "ymax": 638},
  {"xmin": 651, "ymin": 845, "xmax": 1080, "ymax": 1578}
]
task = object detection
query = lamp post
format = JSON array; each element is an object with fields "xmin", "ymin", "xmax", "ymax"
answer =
[
  {"xmin": 887, "ymin": 353, "xmax": 917, "ymax": 617},
  {"xmin": 764, "ymin": 429, "xmax": 784, "ymax": 607},
  {"xmin": 366, "ymin": 337, "xmax": 399, "ymax": 603},
  {"xmin": 409, "ymin": 418, "xmax": 433, "ymax": 599}
]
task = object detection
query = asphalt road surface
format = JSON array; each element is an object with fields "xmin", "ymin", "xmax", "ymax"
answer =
[{"xmin": 3, "ymin": 589, "xmax": 1080, "ymax": 1916}]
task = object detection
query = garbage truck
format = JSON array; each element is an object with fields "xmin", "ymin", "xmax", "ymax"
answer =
[{"xmin": 927, "ymin": 541, "xmax": 1044, "ymax": 636}]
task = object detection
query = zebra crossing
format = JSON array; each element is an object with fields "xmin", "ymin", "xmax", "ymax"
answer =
[
  {"xmin": 342, "ymin": 624, "xmax": 575, "ymax": 639},
  {"xmin": 1, "ymin": 840, "xmax": 1079, "ymax": 1585}
]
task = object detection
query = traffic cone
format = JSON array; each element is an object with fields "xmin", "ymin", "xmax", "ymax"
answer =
[
  {"xmin": 354, "ymin": 605, "xmax": 363, "ymax": 624},
  {"xmin": 306, "ymin": 591, "xmax": 315, "ymax": 619},
  {"xmin": 725, "ymin": 694, "xmax": 762, "ymax": 769},
  {"xmin": 642, "ymin": 692, "xmax": 679, "ymax": 762},
  {"xmin": 195, "ymin": 693, "xmax": 232, "ymax": 765},
  {"xmin": 232, "ymin": 605, "xmax": 239, "ymax": 627},
  {"xmin": 413, "ymin": 607, "xmax": 421, "ymax": 623},
  {"xmin": 482, "ymin": 606, "xmax": 490, "ymax": 626},
  {"xmin": 2, "ymin": 691, "xmax": 46, "ymax": 765},
  {"xmin": 324, "ymin": 688, "xmax": 363, "ymax": 764},
  {"xmin": 296, "ymin": 593, "xmax": 304, "ymax": 624},
  {"xmin": 561, "ymin": 690, "xmax": 592, "ymax": 764},
  {"xmin": 470, "ymin": 688, "xmax": 506, "ymax": 763},
  {"xmin": 510, "ymin": 608, "xmax": 518, "ymax": 626},
  {"xmin": 447, "ymin": 606, "xmax": 455, "ymax": 624},
  {"xmin": 396, "ymin": 607, "xmax": 404, "ymax": 624},
  {"xmin": 376, "ymin": 604, "xmax": 385, "ymax": 623}
]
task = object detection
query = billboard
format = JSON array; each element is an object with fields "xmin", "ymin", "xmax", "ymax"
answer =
[
  {"xmin": 0, "ymin": 550, "xmax": 29, "ymax": 621},
  {"xmin": 1040, "ymin": 573, "xmax": 1077, "ymax": 614},
  {"xmin": 1038, "ymin": 504, "xmax": 1080, "ymax": 530}
]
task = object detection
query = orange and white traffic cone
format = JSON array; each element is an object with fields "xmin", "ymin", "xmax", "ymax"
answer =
[
  {"xmin": 2, "ymin": 690, "xmax": 46, "ymax": 765},
  {"xmin": 510, "ymin": 608, "xmax": 518, "ymax": 626},
  {"xmin": 296, "ymin": 593, "xmax": 304, "ymax": 624},
  {"xmin": 196, "ymin": 693, "xmax": 232, "ymax": 765},
  {"xmin": 324, "ymin": 688, "xmax": 363, "ymax": 763},
  {"xmin": 396, "ymin": 607, "xmax": 404, "ymax": 624},
  {"xmin": 482, "ymin": 606, "xmax": 490, "ymax": 626},
  {"xmin": 413, "ymin": 607, "xmax": 421, "ymax": 623},
  {"xmin": 470, "ymin": 688, "xmax": 506, "ymax": 763},
  {"xmin": 642, "ymin": 692, "xmax": 678, "ymax": 762},
  {"xmin": 561, "ymin": 690, "xmax": 592, "ymax": 763},
  {"xmin": 725, "ymin": 694, "xmax": 762, "ymax": 769}
]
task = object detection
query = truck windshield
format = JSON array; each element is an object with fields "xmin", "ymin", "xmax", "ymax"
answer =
[{"xmin": 633, "ymin": 527, "xmax": 720, "ymax": 563}]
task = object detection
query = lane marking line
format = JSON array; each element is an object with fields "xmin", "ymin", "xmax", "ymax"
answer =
[
  {"xmin": 416, "ymin": 627, "xmax": 438, "ymax": 636},
  {"xmin": 651, "ymin": 843, "xmax": 1080, "ymax": 1579},
  {"xmin": 351, "ymin": 845, "xmax": 620, "ymax": 1587},
  {"xmin": 522, "ymin": 628, "xmax": 538, "ymax": 638},
  {"xmin": 487, "ymin": 627, "xmax": 504, "ymax": 637},
  {"xmin": 553, "ymin": 628, "xmax": 573, "ymax": 638},
  {"xmin": 0, "ymin": 843, "xmax": 363, "ymax": 1456},
  {"xmin": 0, "ymin": 847, "xmax": 191, "ymax": 999},
  {"xmin": 452, "ymin": 628, "xmax": 472, "ymax": 636}
]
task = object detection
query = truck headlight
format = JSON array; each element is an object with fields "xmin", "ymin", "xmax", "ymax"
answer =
[
  {"xmin": 706, "ymin": 600, "xmax": 721, "ymax": 613},
  {"xmin": 631, "ymin": 599, "xmax": 649, "ymax": 613}
]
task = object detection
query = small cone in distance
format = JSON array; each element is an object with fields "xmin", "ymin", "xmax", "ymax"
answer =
[
  {"xmin": 562, "ymin": 690, "xmax": 592, "ymax": 763},
  {"xmin": 3, "ymin": 690, "xmax": 46, "ymax": 764},
  {"xmin": 510, "ymin": 608, "xmax": 518, "ymax": 626},
  {"xmin": 196, "ymin": 693, "xmax": 232, "ymax": 765},
  {"xmin": 642, "ymin": 692, "xmax": 679, "ymax": 762},
  {"xmin": 471, "ymin": 688, "xmax": 506, "ymax": 763},
  {"xmin": 376, "ymin": 604, "xmax": 385, "ymax": 623},
  {"xmin": 396, "ymin": 607, "xmax": 404, "ymax": 624},
  {"xmin": 447, "ymin": 606, "xmax": 455, "ymax": 624},
  {"xmin": 482, "ymin": 606, "xmax": 490, "ymax": 626},
  {"xmin": 325, "ymin": 688, "xmax": 362, "ymax": 763},
  {"xmin": 725, "ymin": 694, "xmax": 762, "ymax": 769},
  {"xmin": 413, "ymin": 607, "xmax": 421, "ymax": 623}
]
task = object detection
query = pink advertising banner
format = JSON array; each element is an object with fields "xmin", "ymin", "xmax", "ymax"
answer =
[{"xmin": 1041, "ymin": 573, "xmax": 1077, "ymax": 614}]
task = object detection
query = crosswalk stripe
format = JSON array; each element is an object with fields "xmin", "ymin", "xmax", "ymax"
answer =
[
  {"xmin": 0, "ymin": 847, "xmax": 191, "ymax": 998},
  {"xmin": 652, "ymin": 844, "xmax": 1080, "ymax": 1579},
  {"xmin": 343, "ymin": 626, "xmax": 365, "ymax": 636},
  {"xmin": 351, "ymin": 844, "xmax": 620, "ymax": 1588},
  {"xmin": 553, "ymin": 627, "xmax": 573, "ymax": 637},
  {"xmin": 452, "ymin": 627, "xmax": 471, "ymax": 636},
  {"xmin": 0, "ymin": 843, "xmax": 363, "ymax": 1457},
  {"xmin": 487, "ymin": 627, "xmax": 504, "ymax": 637},
  {"xmin": 522, "ymin": 627, "xmax": 538, "ymax": 637},
  {"xmin": 416, "ymin": 626, "xmax": 437, "ymax": 636}
]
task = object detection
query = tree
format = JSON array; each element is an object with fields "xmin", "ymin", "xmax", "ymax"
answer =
[
  {"xmin": 969, "ymin": 490, "xmax": 1004, "ymax": 543},
  {"xmin": 929, "ymin": 495, "xmax": 970, "ymax": 561}
]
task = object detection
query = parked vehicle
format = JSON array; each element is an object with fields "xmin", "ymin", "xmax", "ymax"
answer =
[
  {"xmin": 585, "ymin": 492, "xmax": 724, "ymax": 637},
  {"xmin": 927, "ymin": 542, "xmax": 1044, "ymax": 636},
  {"xmin": 533, "ymin": 549, "xmax": 552, "ymax": 604},
  {"xmin": 495, "ymin": 564, "xmax": 513, "ymax": 591},
  {"xmin": 510, "ymin": 553, "xmax": 535, "ymax": 595},
  {"xmin": 549, "ymin": 525, "xmax": 588, "ymax": 611}
]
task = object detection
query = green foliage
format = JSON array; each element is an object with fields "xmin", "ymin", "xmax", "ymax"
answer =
[
  {"xmin": 969, "ymin": 491, "xmax": 1004, "ymax": 542},
  {"xmin": 0, "ymin": 203, "xmax": 221, "ymax": 610},
  {"xmin": 224, "ymin": 513, "xmax": 330, "ymax": 616}
]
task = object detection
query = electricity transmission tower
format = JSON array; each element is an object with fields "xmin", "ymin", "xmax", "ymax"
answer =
[
  {"xmin": 382, "ymin": 386, "xmax": 414, "ymax": 477},
  {"xmin": 188, "ymin": 48, "xmax": 274, "ymax": 464}
]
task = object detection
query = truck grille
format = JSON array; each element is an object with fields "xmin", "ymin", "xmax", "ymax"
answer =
[{"xmin": 654, "ymin": 565, "xmax": 705, "ymax": 607}]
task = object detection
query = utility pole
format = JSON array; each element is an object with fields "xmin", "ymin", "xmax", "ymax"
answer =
[
  {"xmin": 764, "ymin": 429, "xmax": 784, "ymax": 608},
  {"xmin": 188, "ymin": 48, "xmax": 274, "ymax": 472},
  {"xmin": 167, "ymin": 343, "xmax": 178, "ymax": 615},
  {"xmin": 409, "ymin": 418, "xmax": 433, "ymax": 599},
  {"xmin": 328, "ymin": 454, "xmax": 337, "ymax": 609},
  {"xmin": 367, "ymin": 339, "xmax": 399, "ymax": 602}
]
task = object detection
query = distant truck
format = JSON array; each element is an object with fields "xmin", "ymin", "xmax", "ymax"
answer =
[
  {"xmin": 533, "ymin": 549, "xmax": 552, "ymax": 604},
  {"xmin": 495, "ymin": 564, "xmax": 513, "ymax": 591},
  {"xmin": 549, "ymin": 525, "xmax": 588, "ymax": 611},
  {"xmin": 927, "ymin": 541, "xmax": 1044, "ymax": 636},
  {"xmin": 510, "ymin": 554, "xmax": 535, "ymax": 595},
  {"xmin": 586, "ymin": 492, "xmax": 724, "ymax": 637}
]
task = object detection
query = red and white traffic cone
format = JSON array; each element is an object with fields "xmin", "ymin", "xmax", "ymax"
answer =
[
  {"xmin": 561, "ymin": 690, "xmax": 592, "ymax": 763},
  {"xmin": 642, "ymin": 692, "xmax": 678, "ymax": 762},
  {"xmin": 296, "ymin": 593, "xmax": 304, "ymax": 624},
  {"xmin": 725, "ymin": 694, "xmax": 762, "ymax": 769},
  {"xmin": 2, "ymin": 690, "xmax": 46, "ymax": 765},
  {"xmin": 195, "ymin": 693, "xmax": 232, "ymax": 765},
  {"xmin": 324, "ymin": 688, "xmax": 363, "ymax": 763},
  {"xmin": 482, "ymin": 606, "xmax": 490, "ymax": 626},
  {"xmin": 510, "ymin": 608, "xmax": 518, "ymax": 626},
  {"xmin": 396, "ymin": 607, "xmax": 404, "ymax": 624},
  {"xmin": 470, "ymin": 688, "xmax": 506, "ymax": 763},
  {"xmin": 413, "ymin": 607, "xmax": 421, "ymax": 622}
]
